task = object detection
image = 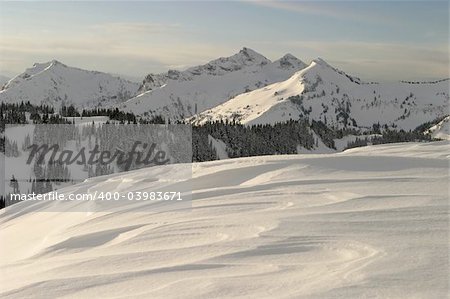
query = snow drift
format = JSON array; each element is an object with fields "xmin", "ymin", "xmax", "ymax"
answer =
[{"xmin": 0, "ymin": 141, "xmax": 448, "ymax": 298}]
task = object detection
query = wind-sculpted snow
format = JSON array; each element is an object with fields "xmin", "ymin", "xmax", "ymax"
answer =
[{"xmin": 0, "ymin": 142, "xmax": 448, "ymax": 298}]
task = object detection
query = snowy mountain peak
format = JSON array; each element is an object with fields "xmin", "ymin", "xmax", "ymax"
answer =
[
  {"xmin": 1, "ymin": 61, "xmax": 139, "ymax": 108},
  {"xmin": 183, "ymin": 47, "xmax": 271, "ymax": 77},
  {"xmin": 236, "ymin": 47, "xmax": 270, "ymax": 64},
  {"xmin": 311, "ymin": 57, "xmax": 330, "ymax": 67},
  {"xmin": 282, "ymin": 53, "xmax": 297, "ymax": 59},
  {"xmin": 48, "ymin": 59, "xmax": 67, "ymax": 68},
  {"xmin": 30, "ymin": 59, "xmax": 65, "ymax": 71},
  {"xmin": 305, "ymin": 58, "xmax": 363, "ymax": 85},
  {"xmin": 191, "ymin": 59, "xmax": 448, "ymax": 130},
  {"xmin": 9, "ymin": 60, "xmax": 70, "ymax": 87},
  {"xmin": 31, "ymin": 61, "xmax": 50, "ymax": 69},
  {"xmin": 122, "ymin": 48, "xmax": 309, "ymax": 119},
  {"xmin": 137, "ymin": 48, "xmax": 273, "ymax": 92},
  {"xmin": 33, "ymin": 59, "xmax": 65, "ymax": 67},
  {"xmin": 275, "ymin": 54, "xmax": 307, "ymax": 70},
  {"xmin": 308, "ymin": 58, "xmax": 344, "ymax": 74},
  {"xmin": 23, "ymin": 61, "xmax": 54, "ymax": 78}
]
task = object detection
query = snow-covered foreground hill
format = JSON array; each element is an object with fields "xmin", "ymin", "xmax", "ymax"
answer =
[{"xmin": 0, "ymin": 142, "xmax": 449, "ymax": 298}]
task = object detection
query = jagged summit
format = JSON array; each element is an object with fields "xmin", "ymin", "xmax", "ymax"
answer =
[
  {"xmin": 48, "ymin": 60, "xmax": 67, "ymax": 68},
  {"xmin": 184, "ymin": 47, "xmax": 270, "ymax": 77},
  {"xmin": 31, "ymin": 61, "xmax": 50, "ymax": 69},
  {"xmin": 138, "ymin": 48, "xmax": 307, "ymax": 92},
  {"xmin": 240, "ymin": 46, "xmax": 261, "ymax": 56},
  {"xmin": 311, "ymin": 57, "xmax": 331, "ymax": 67},
  {"xmin": 303, "ymin": 58, "xmax": 364, "ymax": 85},
  {"xmin": 122, "ymin": 48, "xmax": 309, "ymax": 118},
  {"xmin": 282, "ymin": 53, "xmax": 297, "ymax": 59},
  {"xmin": 138, "ymin": 48, "xmax": 273, "ymax": 92},
  {"xmin": 235, "ymin": 47, "xmax": 270, "ymax": 64},
  {"xmin": 33, "ymin": 59, "xmax": 65, "ymax": 67},
  {"xmin": 275, "ymin": 53, "xmax": 307, "ymax": 70},
  {"xmin": 30, "ymin": 60, "xmax": 66, "ymax": 72}
]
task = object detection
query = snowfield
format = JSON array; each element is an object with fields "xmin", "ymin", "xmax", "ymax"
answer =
[{"xmin": 0, "ymin": 142, "xmax": 449, "ymax": 298}]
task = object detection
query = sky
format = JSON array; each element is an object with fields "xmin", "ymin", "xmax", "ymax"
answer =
[{"xmin": 0, "ymin": 1, "xmax": 448, "ymax": 82}]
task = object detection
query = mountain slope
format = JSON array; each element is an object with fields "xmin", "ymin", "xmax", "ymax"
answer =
[
  {"xmin": 0, "ymin": 60, "xmax": 140, "ymax": 108},
  {"xmin": 0, "ymin": 141, "xmax": 448, "ymax": 298},
  {"xmin": 118, "ymin": 48, "xmax": 307, "ymax": 119},
  {"xmin": 426, "ymin": 115, "xmax": 450, "ymax": 140},
  {"xmin": 191, "ymin": 59, "xmax": 449, "ymax": 131},
  {"xmin": 0, "ymin": 75, "xmax": 10, "ymax": 88}
]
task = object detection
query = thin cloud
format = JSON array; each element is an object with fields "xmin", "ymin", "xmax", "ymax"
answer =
[
  {"xmin": 285, "ymin": 40, "xmax": 448, "ymax": 65},
  {"xmin": 0, "ymin": 34, "xmax": 234, "ymax": 76},
  {"xmin": 247, "ymin": 1, "xmax": 398, "ymax": 24},
  {"xmin": 253, "ymin": 39, "xmax": 448, "ymax": 81},
  {"xmin": 91, "ymin": 22, "xmax": 182, "ymax": 35}
]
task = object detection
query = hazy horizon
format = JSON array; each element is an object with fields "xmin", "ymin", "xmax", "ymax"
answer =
[{"xmin": 0, "ymin": 1, "xmax": 448, "ymax": 82}]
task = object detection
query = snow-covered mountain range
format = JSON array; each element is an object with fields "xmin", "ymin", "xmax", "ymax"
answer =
[
  {"xmin": 1, "ymin": 48, "xmax": 448, "ymax": 133},
  {"xmin": 0, "ymin": 60, "xmax": 140, "ymax": 108},
  {"xmin": 191, "ymin": 58, "xmax": 449, "ymax": 131},
  {"xmin": 118, "ymin": 48, "xmax": 307, "ymax": 118}
]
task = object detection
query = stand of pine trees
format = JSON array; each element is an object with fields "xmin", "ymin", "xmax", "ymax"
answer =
[
  {"xmin": 0, "ymin": 101, "xmax": 63, "ymax": 129},
  {"xmin": 345, "ymin": 129, "xmax": 434, "ymax": 150},
  {"xmin": 193, "ymin": 119, "xmax": 316, "ymax": 161},
  {"xmin": 0, "ymin": 102, "xmax": 444, "ymax": 209}
]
